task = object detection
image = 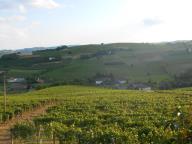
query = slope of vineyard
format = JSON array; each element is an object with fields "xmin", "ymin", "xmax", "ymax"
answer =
[
  {"xmin": 0, "ymin": 90, "xmax": 58, "ymax": 122},
  {"xmin": 1, "ymin": 42, "xmax": 192, "ymax": 86},
  {"xmin": 1, "ymin": 86, "xmax": 191, "ymax": 143},
  {"xmin": 0, "ymin": 103, "xmax": 56, "ymax": 144}
]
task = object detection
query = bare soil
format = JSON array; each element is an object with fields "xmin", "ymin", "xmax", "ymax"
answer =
[{"xmin": 0, "ymin": 104, "xmax": 55, "ymax": 144}]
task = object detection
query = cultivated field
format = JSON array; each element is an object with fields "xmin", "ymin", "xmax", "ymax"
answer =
[{"xmin": 0, "ymin": 86, "xmax": 191, "ymax": 143}]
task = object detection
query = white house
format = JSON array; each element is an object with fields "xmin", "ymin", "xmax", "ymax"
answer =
[
  {"xmin": 7, "ymin": 78, "xmax": 26, "ymax": 83},
  {"xmin": 118, "ymin": 80, "xmax": 127, "ymax": 84},
  {"xmin": 95, "ymin": 81, "xmax": 103, "ymax": 85},
  {"xmin": 140, "ymin": 87, "xmax": 152, "ymax": 92},
  {"xmin": 49, "ymin": 57, "xmax": 56, "ymax": 61}
]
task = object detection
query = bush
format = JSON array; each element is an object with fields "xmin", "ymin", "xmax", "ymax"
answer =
[{"xmin": 10, "ymin": 122, "xmax": 36, "ymax": 139}]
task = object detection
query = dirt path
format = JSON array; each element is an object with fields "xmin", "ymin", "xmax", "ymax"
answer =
[{"xmin": 0, "ymin": 103, "xmax": 55, "ymax": 144}]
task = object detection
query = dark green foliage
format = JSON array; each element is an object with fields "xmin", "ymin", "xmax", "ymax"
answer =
[
  {"xmin": 1, "ymin": 111, "xmax": 14, "ymax": 121},
  {"xmin": 1, "ymin": 53, "xmax": 19, "ymax": 60},
  {"xmin": 10, "ymin": 122, "xmax": 36, "ymax": 139}
]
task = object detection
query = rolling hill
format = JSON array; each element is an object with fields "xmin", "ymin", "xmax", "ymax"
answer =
[{"xmin": 0, "ymin": 41, "xmax": 192, "ymax": 89}]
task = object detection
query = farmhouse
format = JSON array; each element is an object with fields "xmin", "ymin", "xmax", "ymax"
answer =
[
  {"xmin": 141, "ymin": 87, "xmax": 152, "ymax": 92},
  {"xmin": 95, "ymin": 80, "xmax": 103, "ymax": 85},
  {"xmin": 49, "ymin": 57, "xmax": 56, "ymax": 61},
  {"xmin": 7, "ymin": 78, "xmax": 26, "ymax": 83}
]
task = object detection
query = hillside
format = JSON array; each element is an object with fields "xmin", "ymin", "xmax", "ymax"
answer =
[
  {"xmin": 0, "ymin": 50, "xmax": 13, "ymax": 58},
  {"xmin": 0, "ymin": 41, "xmax": 192, "ymax": 89}
]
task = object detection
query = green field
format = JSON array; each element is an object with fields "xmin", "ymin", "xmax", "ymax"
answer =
[
  {"xmin": 1, "ymin": 42, "xmax": 192, "ymax": 86},
  {"xmin": 1, "ymin": 86, "xmax": 191, "ymax": 143}
]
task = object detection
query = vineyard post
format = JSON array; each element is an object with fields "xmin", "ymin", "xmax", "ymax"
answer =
[
  {"xmin": 37, "ymin": 125, "xmax": 42, "ymax": 144},
  {"xmin": 0, "ymin": 71, "xmax": 7, "ymax": 113},
  {"xmin": 50, "ymin": 122, "xmax": 56, "ymax": 144},
  {"xmin": 3, "ymin": 72, "xmax": 7, "ymax": 113},
  {"xmin": 11, "ymin": 133, "xmax": 14, "ymax": 144},
  {"xmin": 53, "ymin": 131, "xmax": 56, "ymax": 144},
  {"xmin": 0, "ymin": 114, "xmax": 2, "ymax": 123}
]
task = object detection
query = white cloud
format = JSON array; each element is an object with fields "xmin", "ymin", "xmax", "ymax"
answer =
[
  {"xmin": 0, "ymin": 0, "xmax": 59, "ymax": 49},
  {"xmin": 0, "ymin": 34, "xmax": 8, "ymax": 39},
  {"xmin": 0, "ymin": 0, "xmax": 60, "ymax": 12},
  {"xmin": 0, "ymin": 15, "xmax": 41, "ymax": 49},
  {"xmin": 1, "ymin": 0, "xmax": 192, "ymax": 49},
  {"xmin": 0, "ymin": 0, "xmax": 14, "ymax": 10},
  {"xmin": 29, "ymin": 0, "xmax": 60, "ymax": 9},
  {"xmin": 0, "ymin": 23, "xmax": 27, "ymax": 49},
  {"xmin": 18, "ymin": 4, "xmax": 27, "ymax": 13},
  {"xmin": 0, "ymin": 15, "xmax": 26, "ymax": 24},
  {"xmin": 0, "ymin": 16, "xmax": 27, "ymax": 37},
  {"xmin": 101, "ymin": 0, "xmax": 192, "ymax": 42}
]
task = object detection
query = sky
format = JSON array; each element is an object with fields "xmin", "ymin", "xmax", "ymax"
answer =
[{"xmin": 0, "ymin": 0, "xmax": 192, "ymax": 50}]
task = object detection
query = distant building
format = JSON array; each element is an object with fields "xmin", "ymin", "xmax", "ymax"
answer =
[
  {"xmin": 118, "ymin": 80, "xmax": 127, "ymax": 84},
  {"xmin": 49, "ymin": 57, "xmax": 56, "ymax": 61},
  {"xmin": 141, "ymin": 87, "xmax": 152, "ymax": 92},
  {"xmin": 95, "ymin": 80, "xmax": 103, "ymax": 85},
  {"xmin": 36, "ymin": 78, "xmax": 44, "ymax": 84},
  {"xmin": 7, "ymin": 78, "xmax": 26, "ymax": 83}
]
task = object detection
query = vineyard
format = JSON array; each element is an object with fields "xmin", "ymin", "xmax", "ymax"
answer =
[
  {"xmin": 0, "ymin": 91, "xmax": 58, "ymax": 123},
  {"xmin": 0, "ymin": 86, "xmax": 192, "ymax": 143}
]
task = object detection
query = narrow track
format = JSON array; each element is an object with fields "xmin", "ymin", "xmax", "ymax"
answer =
[{"xmin": 0, "ymin": 103, "xmax": 55, "ymax": 144}]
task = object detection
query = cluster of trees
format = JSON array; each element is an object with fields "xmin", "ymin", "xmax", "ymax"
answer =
[{"xmin": 159, "ymin": 70, "xmax": 192, "ymax": 89}]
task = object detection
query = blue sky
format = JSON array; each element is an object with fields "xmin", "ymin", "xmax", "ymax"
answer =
[{"xmin": 0, "ymin": 0, "xmax": 192, "ymax": 49}]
